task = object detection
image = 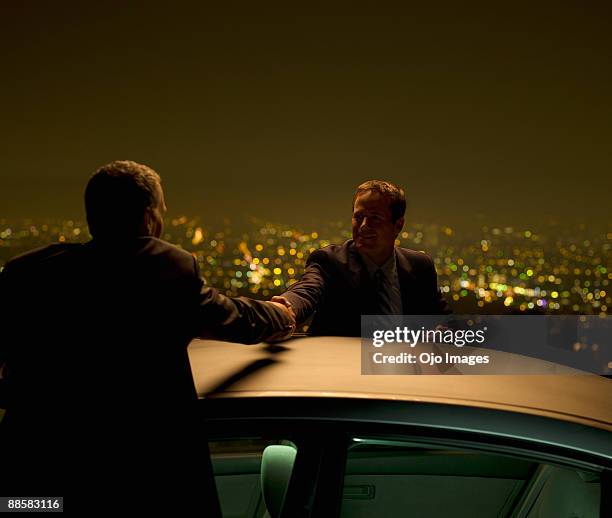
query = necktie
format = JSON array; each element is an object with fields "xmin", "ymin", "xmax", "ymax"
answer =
[{"xmin": 374, "ymin": 269, "xmax": 394, "ymax": 315}]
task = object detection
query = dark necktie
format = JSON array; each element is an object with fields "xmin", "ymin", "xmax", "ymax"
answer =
[{"xmin": 375, "ymin": 269, "xmax": 394, "ymax": 315}]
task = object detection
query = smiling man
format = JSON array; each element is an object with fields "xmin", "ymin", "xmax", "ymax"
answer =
[{"xmin": 274, "ymin": 180, "xmax": 452, "ymax": 336}]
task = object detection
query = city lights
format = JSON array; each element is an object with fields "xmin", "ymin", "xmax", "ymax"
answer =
[{"xmin": 0, "ymin": 217, "xmax": 609, "ymax": 315}]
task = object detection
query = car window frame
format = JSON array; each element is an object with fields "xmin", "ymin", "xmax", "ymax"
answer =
[{"xmin": 202, "ymin": 397, "xmax": 612, "ymax": 518}]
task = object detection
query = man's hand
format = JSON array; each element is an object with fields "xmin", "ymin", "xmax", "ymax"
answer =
[
  {"xmin": 267, "ymin": 298, "xmax": 296, "ymax": 342},
  {"xmin": 270, "ymin": 300, "xmax": 296, "ymax": 323},
  {"xmin": 271, "ymin": 295, "xmax": 294, "ymax": 314}
]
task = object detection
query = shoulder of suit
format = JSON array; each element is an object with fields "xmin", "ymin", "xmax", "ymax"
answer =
[
  {"xmin": 3, "ymin": 243, "xmax": 82, "ymax": 273},
  {"xmin": 396, "ymin": 246, "xmax": 435, "ymax": 267},
  {"xmin": 140, "ymin": 237, "xmax": 197, "ymax": 268},
  {"xmin": 307, "ymin": 241, "xmax": 352, "ymax": 264},
  {"xmin": 143, "ymin": 237, "xmax": 191, "ymax": 257}
]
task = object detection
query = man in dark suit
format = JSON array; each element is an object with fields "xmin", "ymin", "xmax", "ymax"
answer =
[
  {"xmin": 0, "ymin": 160, "xmax": 294, "ymax": 509},
  {"xmin": 273, "ymin": 180, "xmax": 451, "ymax": 336}
]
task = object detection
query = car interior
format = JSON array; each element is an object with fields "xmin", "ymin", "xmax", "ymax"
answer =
[{"xmin": 210, "ymin": 436, "xmax": 603, "ymax": 518}]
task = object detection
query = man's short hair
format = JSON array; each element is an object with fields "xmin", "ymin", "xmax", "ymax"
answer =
[
  {"xmin": 353, "ymin": 180, "xmax": 406, "ymax": 222},
  {"xmin": 85, "ymin": 160, "xmax": 161, "ymax": 239}
]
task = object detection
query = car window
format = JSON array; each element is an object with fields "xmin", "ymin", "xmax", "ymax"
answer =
[
  {"xmin": 209, "ymin": 438, "xmax": 297, "ymax": 518},
  {"xmin": 340, "ymin": 437, "xmax": 601, "ymax": 518}
]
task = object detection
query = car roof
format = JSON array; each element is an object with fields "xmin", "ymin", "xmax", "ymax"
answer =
[{"xmin": 189, "ymin": 336, "xmax": 612, "ymax": 431}]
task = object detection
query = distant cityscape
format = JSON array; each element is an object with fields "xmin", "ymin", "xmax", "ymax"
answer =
[{"xmin": 0, "ymin": 217, "xmax": 610, "ymax": 316}]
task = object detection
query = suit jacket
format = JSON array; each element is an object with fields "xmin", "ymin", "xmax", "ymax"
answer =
[
  {"xmin": 0, "ymin": 237, "xmax": 291, "ymax": 498},
  {"xmin": 282, "ymin": 240, "xmax": 452, "ymax": 336}
]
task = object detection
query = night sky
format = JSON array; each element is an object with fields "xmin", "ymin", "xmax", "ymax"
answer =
[{"xmin": 1, "ymin": 3, "xmax": 611, "ymax": 229}]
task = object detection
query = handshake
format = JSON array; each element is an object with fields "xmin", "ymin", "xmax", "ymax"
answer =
[{"xmin": 267, "ymin": 296, "xmax": 297, "ymax": 342}]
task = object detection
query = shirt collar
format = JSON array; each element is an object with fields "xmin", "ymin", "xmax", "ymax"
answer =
[{"xmin": 360, "ymin": 249, "xmax": 397, "ymax": 279}]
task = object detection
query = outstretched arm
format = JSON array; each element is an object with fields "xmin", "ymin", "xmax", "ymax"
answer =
[
  {"xmin": 190, "ymin": 258, "xmax": 295, "ymax": 344},
  {"xmin": 276, "ymin": 251, "xmax": 328, "ymax": 325}
]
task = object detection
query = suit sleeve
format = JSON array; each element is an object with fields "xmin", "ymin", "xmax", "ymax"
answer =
[
  {"xmin": 425, "ymin": 255, "xmax": 452, "ymax": 315},
  {"xmin": 280, "ymin": 250, "xmax": 328, "ymax": 325},
  {"xmin": 189, "ymin": 257, "xmax": 293, "ymax": 344}
]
